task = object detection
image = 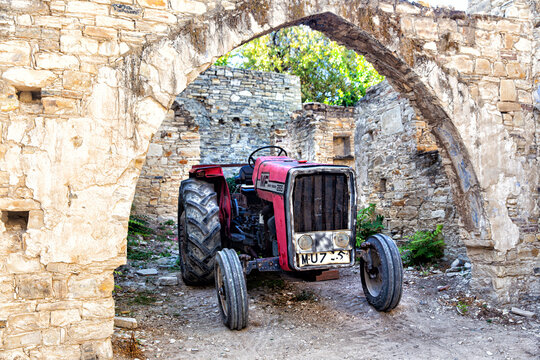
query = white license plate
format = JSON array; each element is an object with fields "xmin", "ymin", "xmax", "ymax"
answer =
[{"xmin": 298, "ymin": 250, "xmax": 350, "ymax": 267}]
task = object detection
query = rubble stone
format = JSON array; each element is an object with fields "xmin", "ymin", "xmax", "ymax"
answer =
[
  {"xmin": 2, "ymin": 68, "xmax": 56, "ymax": 90},
  {"xmin": 157, "ymin": 276, "xmax": 178, "ymax": 286},
  {"xmin": 510, "ymin": 307, "xmax": 535, "ymax": 318},
  {"xmin": 0, "ymin": 41, "xmax": 31, "ymax": 66},
  {"xmin": 35, "ymin": 53, "xmax": 79, "ymax": 70},
  {"xmin": 114, "ymin": 317, "xmax": 138, "ymax": 329},
  {"xmin": 50, "ymin": 309, "xmax": 81, "ymax": 327},
  {"xmin": 500, "ymin": 80, "xmax": 517, "ymax": 101},
  {"xmin": 136, "ymin": 268, "xmax": 158, "ymax": 276}
]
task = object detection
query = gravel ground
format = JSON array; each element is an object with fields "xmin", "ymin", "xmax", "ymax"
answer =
[{"xmin": 113, "ymin": 223, "xmax": 539, "ymax": 360}]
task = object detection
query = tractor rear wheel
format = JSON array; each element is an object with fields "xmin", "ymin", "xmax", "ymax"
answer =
[
  {"xmin": 215, "ymin": 248, "xmax": 248, "ymax": 330},
  {"xmin": 360, "ymin": 234, "xmax": 403, "ymax": 311},
  {"xmin": 178, "ymin": 179, "xmax": 221, "ymax": 285}
]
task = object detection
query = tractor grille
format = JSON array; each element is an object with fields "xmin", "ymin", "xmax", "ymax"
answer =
[{"xmin": 292, "ymin": 173, "xmax": 349, "ymax": 232}]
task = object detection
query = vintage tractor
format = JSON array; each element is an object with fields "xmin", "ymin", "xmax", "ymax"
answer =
[{"xmin": 177, "ymin": 146, "xmax": 403, "ymax": 330}]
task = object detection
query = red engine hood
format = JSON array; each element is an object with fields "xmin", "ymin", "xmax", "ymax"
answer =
[
  {"xmin": 252, "ymin": 156, "xmax": 343, "ymax": 202},
  {"xmin": 252, "ymin": 156, "xmax": 313, "ymax": 185},
  {"xmin": 252, "ymin": 156, "xmax": 314, "ymax": 271}
]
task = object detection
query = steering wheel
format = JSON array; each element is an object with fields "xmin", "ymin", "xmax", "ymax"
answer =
[{"xmin": 248, "ymin": 146, "xmax": 288, "ymax": 168}]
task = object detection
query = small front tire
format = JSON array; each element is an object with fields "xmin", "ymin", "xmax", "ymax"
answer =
[
  {"xmin": 215, "ymin": 248, "xmax": 249, "ymax": 330},
  {"xmin": 360, "ymin": 234, "xmax": 403, "ymax": 312}
]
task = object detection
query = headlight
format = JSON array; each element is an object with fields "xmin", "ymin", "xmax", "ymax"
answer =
[
  {"xmin": 334, "ymin": 232, "xmax": 349, "ymax": 248},
  {"xmin": 298, "ymin": 235, "xmax": 313, "ymax": 251}
]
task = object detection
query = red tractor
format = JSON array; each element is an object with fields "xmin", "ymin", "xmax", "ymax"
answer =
[{"xmin": 178, "ymin": 146, "xmax": 403, "ymax": 330}]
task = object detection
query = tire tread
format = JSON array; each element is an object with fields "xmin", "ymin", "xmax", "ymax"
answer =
[
  {"xmin": 178, "ymin": 179, "xmax": 221, "ymax": 285},
  {"xmin": 215, "ymin": 249, "xmax": 248, "ymax": 330},
  {"xmin": 360, "ymin": 234, "xmax": 403, "ymax": 312}
]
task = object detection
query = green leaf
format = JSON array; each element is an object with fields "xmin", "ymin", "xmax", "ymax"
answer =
[
  {"xmin": 356, "ymin": 203, "xmax": 385, "ymax": 247},
  {"xmin": 128, "ymin": 216, "xmax": 153, "ymax": 236}
]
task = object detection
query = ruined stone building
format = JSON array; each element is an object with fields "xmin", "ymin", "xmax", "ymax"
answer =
[
  {"xmin": 284, "ymin": 87, "xmax": 468, "ymax": 258},
  {"xmin": 0, "ymin": 0, "xmax": 538, "ymax": 358},
  {"xmin": 134, "ymin": 66, "xmax": 468, "ymax": 261},
  {"xmin": 283, "ymin": 103, "xmax": 357, "ymax": 168},
  {"xmin": 133, "ymin": 66, "xmax": 301, "ymax": 219},
  {"xmin": 355, "ymin": 80, "xmax": 467, "ymax": 257}
]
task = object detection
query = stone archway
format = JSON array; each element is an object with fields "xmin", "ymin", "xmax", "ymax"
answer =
[
  {"xmin": 0, "ymin": 1, "xmax": 537, "ymax": 358},
  {"xmin": 120, "ymin": 2, "xmax": 534, "ymax": 298}
]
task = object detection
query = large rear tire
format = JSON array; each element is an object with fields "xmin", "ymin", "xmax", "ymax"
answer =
[
  {"xmin": 215, "ymin": 248, "xmax": 249, "ymax": 330},
  {"xmin": 178, "ymin": 179, "xmax": 221, "ymax": 285},
  {"xmin": 360, "ymin": 234, "xmax": 403, "ymax": 311}
]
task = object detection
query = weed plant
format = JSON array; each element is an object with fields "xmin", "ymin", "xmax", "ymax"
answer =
[
  {"xmin": 127, "ymin": 247, "xmax": 153, "ymax": 261},
  {"xmin": 356, "ymin": 203, "xmax": 384, "ymax": 247},
  {"xmin": 226, "ymin": 176, "xmax": 239, "ymax": 194},
  {"xmin": 128, "ymin": 215, "xmax": 153, "ymax": 236},
  {"xmin": 400, "ymin": 224, "xmax": 445, "ymax": 266}
]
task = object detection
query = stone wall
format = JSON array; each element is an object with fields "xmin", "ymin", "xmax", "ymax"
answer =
[
  {"xmin": 524, "ymin": 0, "xmax": 538, "ymax": 305},
  {"xmin": 133, "ymin": 66, "xmax": 301, "ymax": 219},
  {"xmin": 179, "ymin": 66, "xmax": 301, "ymax": 168},
  {"xmin": 141, "ymin": 77, "xmax": 468, "ymax": 258},
  {"xmin": 132, "ymin": 104, "xmax": 201, "ymax": 220},
  {"xmin": 355, "ymin": 80, "xmax": 468, "ymax": 258},
  {"xmin": 467, "ymin": 0, "xmax": 535, "ymax": 17},
  {"xmin": 467, "ymin": 0, "xmax": 520, "ymax": 16},
  {"xmin": 466, "ymin": 0, "xmax": 540, "ymax": 303},
  {"xmin": 283, "ymin": 83, "xmax": 468, "ymax": 258},
  {"xmin": 284, "ymin": 103, "xmax": 356, "ymax": 167}
]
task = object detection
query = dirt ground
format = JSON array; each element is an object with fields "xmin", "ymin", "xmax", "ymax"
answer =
[{"xmin": 113, "ymin": 224, "xmax": 539, "ymax": 360}]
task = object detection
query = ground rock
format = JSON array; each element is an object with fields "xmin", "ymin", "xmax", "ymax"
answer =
[
  {"xmin": 136, "ymin": 268, "xmax": 158, "ymax": 276},
  {"xmin": 157, "ymin": 276, "xmax": 178, "ymax": 286},
  {"xmin": 510, "ymin": 307, "xmax": 535, "ymax": 318},
  {"xmin": 114, "ymin": 317, "xmax": 138, "ymax": 329}
]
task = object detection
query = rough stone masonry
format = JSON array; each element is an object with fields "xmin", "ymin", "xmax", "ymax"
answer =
[
  {"xmin": 0, "ymin": 0, "xmax": 538, "ymax": 358},
  {"xmin": 284, "ymin": 102, "xmax": 357, "ymax": 168},
  {"xmin": 355, "ymin": 79, "xmax": 468, "ymax": 259},
  {"xmin": 136, "ymin": 73, "xmax": 467, "ymax": 260},
  {"xmin": 132, "ymin": 66, "xmax": 301, "ymax": 219}
]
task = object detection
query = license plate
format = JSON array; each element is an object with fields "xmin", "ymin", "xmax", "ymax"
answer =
[{"xmin": 298, "ymin": 250, "xmax": 350, "ymax": 267}]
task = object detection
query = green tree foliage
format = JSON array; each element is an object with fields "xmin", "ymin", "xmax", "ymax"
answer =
[{"xmin": 216, "ymin": 26, "xmax": 384, "ymax": 106}]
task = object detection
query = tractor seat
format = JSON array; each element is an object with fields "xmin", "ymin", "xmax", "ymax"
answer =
[{"xmin": 235, "ymin": 165, "xmax": 254, "ymax": 186}]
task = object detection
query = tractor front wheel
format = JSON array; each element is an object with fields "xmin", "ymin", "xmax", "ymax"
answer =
[
  {"xmin": 360, "ymin": 234, "xmax": 403, "ymax": 312},
  {"xmin": 178, "ymin": 179, "xmax": 221, "ymax": 285},
  {"xmin": 215, "ymin": 248, "xmax": 248, "ymax": 330}
]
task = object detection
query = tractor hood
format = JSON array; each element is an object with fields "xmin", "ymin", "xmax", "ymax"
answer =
[
  {"xmin": 252, "ymin": 156, "xmax": 302, "ymax": 196},
  {"xmin": 252, "ymin": 156, "xmax": 325, "ymax": 199},
  {"xmin": 252, "ymin": 156, "xmax": 352, "ymax": 201}
]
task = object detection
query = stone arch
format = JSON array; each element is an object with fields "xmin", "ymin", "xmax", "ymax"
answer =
[
  {"xmin": 126, "ymin": 6, "xmax": 490, "ymax": 253},
  {"xmin": 112, "ymin": 3, "xmax": 536, "ymax": 304},
  {"xmin": 58, "ymin": 0, "xmax": 526, "ymax": 300},
  {"xmin": 117, "ymin": 4, "xmax": 491, "ymax": 266}
]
